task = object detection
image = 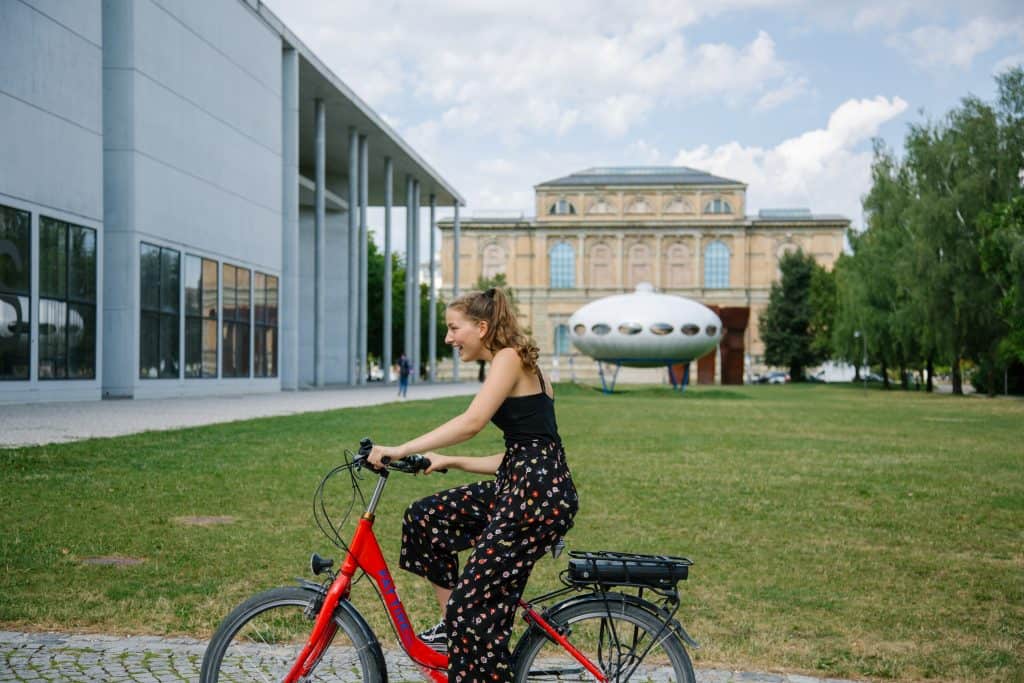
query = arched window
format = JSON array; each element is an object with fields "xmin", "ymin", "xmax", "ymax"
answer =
[
  {"xmin": 548, "ymin": 198, "xmax": 577, "ymax": 215},
  {"xmin": 588, "ymin": 196, "xmax": 614, "ymax": 214},
  {"xmin": 625, "ymin": 196, "xmax": 651, "ymax": 214},
  {"xmin": 666, "ymin": 243, "xmax": 690, "ymax": 288},
  {"xmin": 589, "ymin": 243, "xmax": 613, "ymax": 287},
  {"xmin": 549, "ymin": 242, "xmax": 575, "ymax": 288},
  {"xmin": 481, "ymin": 243, "xmax": 506, "ymax": 279},
  {"xmin": 554, "ymin": 324, "xmax": 570, "ymax": 356},
  {"xmin": 664, "ymin": 196, "xmax": 692, "ymax": 214},
  {"xmin": 704, "ymin": 241, "xmax": 730, "ymax": 289},
  {"xmin": 626, "ymin": 243, "xmax": 652, "ymax": 289},
  {"xmin": 703, "ymin": 198, "xmax": 733, "ymax": 215}
]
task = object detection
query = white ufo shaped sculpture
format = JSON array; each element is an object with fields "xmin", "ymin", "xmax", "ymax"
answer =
[{"xmin": 569, "ymin": 283, "xmax": 722, "ymax": 392}]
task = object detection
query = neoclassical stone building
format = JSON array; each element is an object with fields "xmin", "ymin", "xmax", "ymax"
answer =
[{"xmin": 439, "ymin": 167, "xmax": 848, "ymax": 383}]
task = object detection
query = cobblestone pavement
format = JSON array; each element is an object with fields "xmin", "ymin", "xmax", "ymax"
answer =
[{"xmin": 0, "ymin": 631, "xmax": 862, "ymax": 682}]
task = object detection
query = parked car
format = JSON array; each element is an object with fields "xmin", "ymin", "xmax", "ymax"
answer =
[{"xmin": 767, "ymin": 371, "xmax": 790, "ymax": 384}]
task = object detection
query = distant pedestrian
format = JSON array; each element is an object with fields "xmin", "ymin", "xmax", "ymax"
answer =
[{"xmin": 398, "ymin": 353, "xmax": 411, "ymax": 398}]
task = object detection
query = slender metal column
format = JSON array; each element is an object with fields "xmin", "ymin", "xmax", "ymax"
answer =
[
  {"xmin": 404, "ymin": 175, "xmax": 414, "ymax": 371},
  {"xmin": 412, "ymin": 180, "xmax": 421, "ymax": 382},
  {"xmin": 358, "ymin": 134, "xmax": 369, "ymax": 385},
  {"xmin": 428, "ymin": 194, "xmax": 437, "ymax": 382},
  {"xmin": 452, "ymin": 201, "xmax": 460, "ymax": 381},
  {"xmin": 281, "ymin": 48, "xmax": 299, "ymax": 390},
  {"xmin": 314, "ymin": 99, "xmax": 326, "ymax": 387},
  {"xmin": 383, "ymin": 158, "xmax": 393, "ymax": 383},
  {"xmin": 347, "ymin": 127, "xmax": 359, "ymax": 385}
]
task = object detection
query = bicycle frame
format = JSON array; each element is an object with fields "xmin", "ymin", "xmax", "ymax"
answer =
[{"xmin": 285, "ymin": 468, "xmax": 608, "ymax": 682}]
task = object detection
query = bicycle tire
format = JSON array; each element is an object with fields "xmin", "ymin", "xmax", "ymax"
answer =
[
  {"xmin": 200, "ymin": 585, "xmax": 386, "ymax": 682},
  {"xmin": 512, "ymin": 595, "xmax": 696, "ymax": 682}
]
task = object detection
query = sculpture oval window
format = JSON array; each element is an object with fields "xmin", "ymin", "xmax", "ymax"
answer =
[
  {"xmin": 650, "ymin": 323, "xmax": 673, "ymax": 336},
  {"xmin": 618, "ymin": 322, "xmax": 642, "ymax": 335},
  {"xmin": 681, "ymin": 323, "xmax": 700, "ymax": 336},
  {"xmin": 705, "ymin": 325, "xmax": 718, "ymax": 336},
  {"xmin": 591, "ymin": 323, "xmax": 611, "ymax": 336},
  {"xmin": 573, "ymin": 324, "xmax": 586, "ymax": 336}
]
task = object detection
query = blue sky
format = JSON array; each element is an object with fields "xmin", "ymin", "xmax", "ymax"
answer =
[{"xmin": 265, "ymin": 1, "xmax": 1023, "ymax": 256}]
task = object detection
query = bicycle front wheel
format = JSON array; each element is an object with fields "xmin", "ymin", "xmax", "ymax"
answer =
[
  {"xmin": 512, "ymin": 596, "xmax": 695, "ymax": 682},
  {"xmin": 200, "ymin": 585, "xmax": 385, "ymax": 682}
]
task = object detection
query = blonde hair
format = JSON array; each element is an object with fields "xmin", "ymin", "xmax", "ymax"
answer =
[{"xmin": 448, "ymin": 288, "xmax": 539, "ymax": 373}]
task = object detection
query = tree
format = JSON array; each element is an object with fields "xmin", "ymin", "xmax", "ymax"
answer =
[{"xmin": 759, "ymin": 249, "xmax": 826, "ymax": 381}]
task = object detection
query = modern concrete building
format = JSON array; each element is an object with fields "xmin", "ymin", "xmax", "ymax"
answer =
[
  {"xmin": 438, "ymin": 167, "xmax": 848, "ymax": 383},
  {"xmin": 1, "ymin": 0, "xmax": 463, "ymax": 404}
]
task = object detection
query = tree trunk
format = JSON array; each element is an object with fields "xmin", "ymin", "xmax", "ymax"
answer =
[
  {"xmin": 900, "ymin": 365, "xmax": 908, "ymax": 390},
  {"xmin": 881, "ymin": 360, "xmax": 890, "ymax": 389},
  {"xmin": 854, "ymin": 364, "xmax": 861, "ymax": 381},
  {"xmin": 790, "ymin": 363, "xmax": 803, "ymax": 382},
  {"xmin": 926, "ymin": 357, "xmax": 934, "ymax": 393},
  {"xmin": 952, "ymin": 356, "xmax": 963, "ymax": 395}
]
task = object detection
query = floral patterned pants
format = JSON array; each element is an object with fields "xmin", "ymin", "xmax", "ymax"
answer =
[{"xmin": 400, "ymin": 440, "xmax": 578, "ymax": 682}]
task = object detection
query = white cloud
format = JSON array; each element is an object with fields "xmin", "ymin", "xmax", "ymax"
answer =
[
  {"xmin": 993, "ymin": 53, "xmax": 1024, "ymax": 75},
  {"xmin": 672, "ymin": 96, "xmax": 908, "ymax": 224},
  {"xmin": 754, "ymin": 76, "xmax": 810, "ymax": 111},
  {"xmin": 890, "ymin": 16, "xmax": 1024, "ymax": 69}
]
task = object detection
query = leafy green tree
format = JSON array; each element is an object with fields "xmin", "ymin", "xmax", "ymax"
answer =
[
  {"xmin": 809, "ymin": 252, "xmax": 837, "ymax": 360},
  {"xmin": 979, "ymin": 196, "xmax": 1024, "ymax": 368},
  {"xmin": 759, "ymin": 249, "xmax": 826, "ymax": 381},
  {"xmin": 367, "ymin": 233, "xmax": 406, "ymax": 364}
]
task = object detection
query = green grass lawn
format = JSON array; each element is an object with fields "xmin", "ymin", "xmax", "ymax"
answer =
[{"xmin": 2, "ymin": 384, "xmax": 1022, "ymax": 681}]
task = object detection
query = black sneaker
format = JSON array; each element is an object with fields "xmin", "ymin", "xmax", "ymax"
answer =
[{"xmin": 418, "ymin": 619, "xmax": 447, "ymax": 652}]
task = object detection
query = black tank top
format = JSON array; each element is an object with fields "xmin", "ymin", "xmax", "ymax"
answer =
[{"xmin": 490, "ymin": 368, "xmax": 561, "ymax": 445}]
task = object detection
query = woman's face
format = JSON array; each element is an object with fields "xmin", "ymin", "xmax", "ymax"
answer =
[{"xmin": 445, "ymin": 308, "xmax": 489, "ymax": 362}]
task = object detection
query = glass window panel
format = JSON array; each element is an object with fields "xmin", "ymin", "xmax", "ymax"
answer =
[
  {"xmin": 39, "ymin": 218, "xmax": 67, "ymax": 299},
  {"xmin": 618, "ymin": 322, "xmax": 642, "ymax": 335},
  {"xmin": 0, "ymin": 294, "xmax": 30, "ymax": 379},
  {"xmin": 202, "ymin": 319, "xmax": 217, "ymax": 377},
  {"xmin": 650, "ymin": 323, "xmax": 674, "ymax": 336},
  {"xmin": 265, "ymin": 326, "xmax": 276, "ymax": 377},
  {"xmin": 0, "ymin": 205, "xmax": 31, "ymax": 294},
  {"xmin": 266, "ymin": 276, "xmax": 278, "ymax": 326},
  {"xmin": 68, "ymin": 226, "xmax": 96, "ymax": 303},
  {"xmin": 159, "ymin": 314, "xmax": 179, "ymax": 378},
  {"xmin": 140, "ymin": 244, "xmax": 161, "ymax": 311},
  {"xmin": 222, "ymin": 264, "xmax": 236, "ymax": 321},
  {"xmin": 236, "ymin": 268, "xmax": 250, "ymax": 321},
  {"xmin": 253, "ymin": 272, "xmax": 266, "ymax": 325},
  {"xmin": 184, "ymin": 255, "xmax": 201, "ymax": 317},
  {"xmin": 185, "ymin": 317, "xmax": 202, "ymax": 377},
  {"xmin": 704, "ymin": 241, "xmax": 730, "ymax": 289},
  {"xmin": 202, "ymin": 259, "xmax": 218, "ymax": 319},
  {"xmin": 254, "ymin": 325, "xmax": 266, "ymax": 377},
  {"xmin": 140, "ymin": 312, "xmax": 160, "ymax": 378},
  {"xmin": 591, "ymin": 323, "xmax": 611, "ymax": 336},
  {"xmin": 222, "ymin": 322, "xmax": 236, "ymax": 377},
  {"xmin": 67, "ymin": 303, "xmax": 95, "ymax": 379},
  {"xmin": 236, "ymin": 323, "xmax": 250, "ymax": 377},
  {"xmin": 549, "ymin": 243, "xmax": 575, "ymax": 289},
  {"xmin": 38, "ymin": 298, "xmax": 68, "ymax": 379},
  {"xmin": 554, "ymin": 324, "xmax": 570, "ymax": 356},
  {"xmin": 161, "ymin": 248, "xmax": 180, "ymax": 314}
]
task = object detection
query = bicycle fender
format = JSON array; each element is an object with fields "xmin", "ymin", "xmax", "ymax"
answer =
[
  {"xmin": 530, "ymin": 592, "xmax": 700, "ymax": 650},
  {"xmin": 289, "ymin": 580, "xmax": 389, "ymax": 677}
]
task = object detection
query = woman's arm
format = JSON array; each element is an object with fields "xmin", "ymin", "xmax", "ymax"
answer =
[
  {"xmin": 368, "ymin": 349, "xmax": 521, "ymax": 466},
  {"xmin": 424, "ymin": 452, "xmax": 504, "ymax": 476}
]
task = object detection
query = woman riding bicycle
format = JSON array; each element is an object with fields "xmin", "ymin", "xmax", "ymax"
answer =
[{"xmin": 368, "ymin": 287, "xmax": 579, "ymax": 683}]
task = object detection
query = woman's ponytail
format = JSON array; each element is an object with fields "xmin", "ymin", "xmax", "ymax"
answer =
[{"xmin": 449, "ymin": 288, "xmax": 539, "ymax": 373}]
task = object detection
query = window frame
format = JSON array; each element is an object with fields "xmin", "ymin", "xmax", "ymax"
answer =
[
  {"xmin": 549, "ymin": 242, "xmax": 575, "ymax": 289},
  {"xmin": 184, "ymin": 254, "xmax": 219, "ymax": 378},
  {"xmin": 221, "ymin": 262, "xmax": 252, "ymax": 378},
  {"xmin": 253, "ymin": 271, "xmax": 278, "ymax": 378},
  {"xmin": 38, "ymin": 216, "xmax": 97, "ymax": 380},
  {"xmin": 704, "ymin": 241, "xmax": 730, "ymax": 289},
  {"xmin": 139, "ymin": 242, "xmax": 181, "ymax": 380},
  {"xmin": 0, "ymin": 204, "xmax": 32, "ymax": 381}
]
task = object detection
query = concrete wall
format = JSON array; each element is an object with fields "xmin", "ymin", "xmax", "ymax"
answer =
[
  {"xmin": 0, "ymin": 0, "xmax": 105, "ymax": 403},
  {"xmin": 102, "ymin": 0, "xmax": 283, "ymax": 398}
]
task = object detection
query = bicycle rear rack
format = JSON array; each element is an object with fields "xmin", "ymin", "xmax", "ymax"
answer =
[{"xmin": 564, "ymin": 550, "xmax": 692, "ymax": 590}]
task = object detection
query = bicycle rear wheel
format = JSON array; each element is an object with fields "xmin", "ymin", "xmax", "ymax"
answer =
[
  {"xmin": 200, "ymin": 585, "xmax": 385, "ymax": 682},
  {"xmin": 512, "ymin": 596, "xmax": 695, "ymax": 682}
]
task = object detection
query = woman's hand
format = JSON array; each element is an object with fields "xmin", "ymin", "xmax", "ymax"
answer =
[
  {"xmin": 423, "ymin": 452, "xmax": 455, "ymax": 475},
  {"xmin": 367, "ymin": 444, "xmax": 403, "ymax": 470}
]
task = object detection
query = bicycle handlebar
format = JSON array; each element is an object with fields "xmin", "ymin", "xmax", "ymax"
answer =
[{"xmin": 354, "ymin": 437, "xmax": 447, "ymax": 474}]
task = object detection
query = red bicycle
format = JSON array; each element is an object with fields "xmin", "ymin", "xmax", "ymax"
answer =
[{"xmin": 200, "ymin": 439, "xmax": 698, "ymax": 682}]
